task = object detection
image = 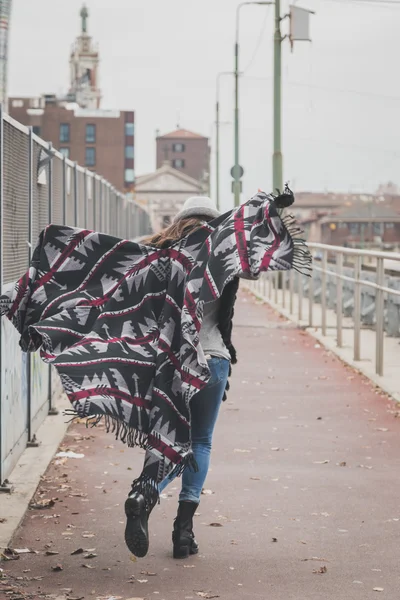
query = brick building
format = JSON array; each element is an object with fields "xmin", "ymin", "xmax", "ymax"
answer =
[
  {"xmin": 8, "ymin": 5, "xmax": 134, "ymax": 193},
  {"xmin": 319, "ymin": 203, "xmax": 400, "ymax": 248},
  {"xmin": 156, "ymin": 129, "xmax": 209, "ymax": 188}
]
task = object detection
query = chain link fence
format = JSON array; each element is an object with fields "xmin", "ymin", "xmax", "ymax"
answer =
[{"xmin": 0, "ymin": 110, "xmax": 151, "ymax": 487}]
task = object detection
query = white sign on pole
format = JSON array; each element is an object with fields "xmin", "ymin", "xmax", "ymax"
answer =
[{"xmin": 289, "ymin": 6, "xmax": 314, "ymax": 50}]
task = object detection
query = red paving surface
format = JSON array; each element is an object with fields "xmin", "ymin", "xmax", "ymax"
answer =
[{"xmin": 2, "ymin": 290, "xmax": 400, "ymax": 600}]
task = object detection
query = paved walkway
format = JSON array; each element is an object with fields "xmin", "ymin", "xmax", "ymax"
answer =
[{"xmin": 2, "ymin": 291, "xmax": 400, "ymax": 600}]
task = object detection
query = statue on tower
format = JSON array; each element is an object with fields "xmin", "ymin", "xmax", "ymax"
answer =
[{"xmin": 80, "ymin": 4, "xmax": 88, "ymax": 34}]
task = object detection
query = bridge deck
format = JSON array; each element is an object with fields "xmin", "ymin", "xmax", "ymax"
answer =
[{"xmin": 2, "ymin": 290, "xmax": 400, "ymax": 600}]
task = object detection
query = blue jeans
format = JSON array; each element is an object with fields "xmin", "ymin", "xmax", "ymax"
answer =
[{"xmin": 159, "ymin": 357, "xmax": 230, "ymax": 504}]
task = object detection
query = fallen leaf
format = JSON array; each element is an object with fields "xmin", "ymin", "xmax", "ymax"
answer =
[
  {"xmin": 56, "ymin": 451, "xmax": 85, "ymax": 459},
  {"xmin": 29, "ymin": 498, "xmax": 56, "ymax": 510},
  {"xmin": 302, "ymin": 557, "xmax": 329, "ymax": 562},
  {"xmin": 313, "ymin": 460, "xmax": 330, "ymax": 465},
  {"xmin": 71, "ymin": 548, "xmax": 84, "ymax": 556},
  {"xmin": 183, "ymin": 564, "xmax": 195, "ymax": 568},
  {"xmin": 82, "ymin": 564, "xmax": 95, "ymax": 569},
  {"xmin": 196, "ymin": 593, "xmax": 220, "ymax": 599},
  {"xmin": 1, "ymin": 548, "xmax": 20, "ymax": 561},
  {"xmin": 272, "ymin": 538, "xmax": 278, "ymax": 543},
  {"xmin": 45, "ymin": 551, "xmax": 59, "ymax": 556},
  {"xmin": 84, "ymin": 553, "xmax": 97, "ymax": 559},
  {"xmin": 375, "ymin": 428, "xmax": 389, "ymax": 433},
  {"xmin": 209, "ymin": 523, "xmax": 223, "ymax": 527},
  {"xmin": 140, "ymin": 570, "xmax": 157, "ymax": 576},
  {"xmin": 373, "ymin": 588, "xmax": 384, "ymax": 592},
  {"xmin": 250, "ymin": 477, "xmax": 260, "ymax": 481},
  {"xmin": 137, "ymin": 579, "xmax": 148, "ymax": 583},
  {"xmin": 313, "ymin": 566, "xmax": 327, "ymax": 574},
  {"xmin": 51, "ymin": 564, "xmax": 63, "ymax": 572},
  {"xmin": 339, "ymin": 461, "xmax": 347, "ymax": 467},
  {"xmin": 201, "ymin": 489, "xmax": 214, "ymax": 495},
  {"xmin": 234, "ymin": 449, "xmax": 250, "ymax": 453},
  {"xmin": 12, "ymin": 548, "xmax": 35, "ymax": 555}
]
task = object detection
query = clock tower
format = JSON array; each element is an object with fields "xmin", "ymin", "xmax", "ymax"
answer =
[{"xmin": 69, "ymin": 4, "xmax": 101, "ymax": 109}]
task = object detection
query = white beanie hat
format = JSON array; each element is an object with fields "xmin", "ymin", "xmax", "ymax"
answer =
[{"xmin": 174, "ymin": 196, "xmax": 220, "ymax": 223}]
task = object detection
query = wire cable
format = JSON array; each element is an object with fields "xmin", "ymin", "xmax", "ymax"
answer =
[{"xmin": 242, "ymin": 6, "xmax": 272, "ymax": 74}]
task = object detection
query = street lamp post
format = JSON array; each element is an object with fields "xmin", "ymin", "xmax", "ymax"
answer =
[
  {"xmin": 234, "ymin": 1, "xmax": 273, "ymax": 207},
  {"xmin": 273, "ymin": 0, "xmax": 283, "ymax": 193},
  {"xmin": 216, "ymin": 71, "xmax": 234, "ymax": 211}
]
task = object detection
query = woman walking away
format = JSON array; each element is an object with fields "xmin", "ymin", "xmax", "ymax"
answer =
[
  {"xmin": 0, "ymin": 188, "xmax": 311, "ymax": 560},
  {"xmin": 125, "ymin": 196, "xmax": 238, "ymax": 559}
]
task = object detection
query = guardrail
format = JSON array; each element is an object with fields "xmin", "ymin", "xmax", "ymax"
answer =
[
  {"xmin": 248, "ymin": 242, "xmax": 400, "ymax": 379},
  {"xmin": 0, "ymin": 108, "xmax": 151, "ymax": 488}
]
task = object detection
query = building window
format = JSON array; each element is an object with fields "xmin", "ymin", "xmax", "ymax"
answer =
[
  {"xmin": 373, "ymin": 222, "xmax": 383, "ymax": 236},
  {"xmin": 32, "ymin": 126, "xmax": 41, "ymax": 136},
  {"xmin": 85, "ymin": 147, "xmax": 96, "ymax": 167},
  {"xmin": 125, "ymin": 169, "xmax": 135, "ymax": 183},
  {"xmin": 59, "ymin": 148, "xmax": 70, "ymax": 159},
  {"xmin": 125, "ymin": 145, "xmax": 134, "ymax": 159},
  {"xmin": 349, "ymin": 223, "xmax": 359, "ymax": 236},
  {"xmin": 173, "ymin": 158, "xmax": 185, "ymax": 169},
  {"xmin": 86, "ymin": 124, "xmax": 96, "ymax": 143},
  {"xmin": 173, "ymin": 143, "xmax": 185, "ymax": 153},
  {"xmin": 125, "ymin": 122, "xmax": 134, "ymax": 136},
  {"xmin": 12, "ymin": 99, "xmax": 23, "ymax": 108},
  {"xmin": 60, "ymin": 123, "xmax": 70, "ymax": 143},
  {"xmin": 385, "ymin": 223, "xmax": 394, "ymax": 229}
]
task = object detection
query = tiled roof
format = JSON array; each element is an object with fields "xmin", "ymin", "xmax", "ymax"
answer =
[{"xmin": 158, "ymin": 129, "xmax": 206, "ymax": 140}]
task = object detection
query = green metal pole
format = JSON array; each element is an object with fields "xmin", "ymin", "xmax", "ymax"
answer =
[
  {"xmin": 234, "ymin": 37, "xmax": 240, "ymax": 207},
  {"xmin": 216, "ymin": 98, "xmax": 220, "ymax": 210},
  {"xmin": 273, "ymin": 0, "xmax": 283, "ymax": 193}
]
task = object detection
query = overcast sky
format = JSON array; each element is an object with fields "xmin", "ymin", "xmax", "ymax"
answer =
[{"xmin": 8, "ymin": 0, "xmax": 400, "ymax": 211}]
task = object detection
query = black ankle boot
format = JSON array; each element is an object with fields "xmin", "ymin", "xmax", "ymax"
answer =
[
  {"xmin": 172, "ymin": 501, "xmax": 199, "ymax": 559},
  {"xmin": 124, "ymin": 491, "xmax": 156, "ymax": 558}
]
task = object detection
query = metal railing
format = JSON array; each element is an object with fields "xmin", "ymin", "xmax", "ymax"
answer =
[
  {"xmin": 248, "ymin": 242, "xmax": 400, "ymax": 379},
  {"xmin": 0, "ymin": 109, "xmax": 151, "ymax": 488}
]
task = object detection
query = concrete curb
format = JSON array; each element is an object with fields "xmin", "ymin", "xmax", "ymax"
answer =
[
  {"xmin": 0, "ymin": 395, "xmax": 70, "ymax": 551},
  {"xmin": 245, "ymin": 285, "xmax": 400, "ymax": 406}
]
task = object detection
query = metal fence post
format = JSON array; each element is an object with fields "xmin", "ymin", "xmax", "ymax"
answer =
[
  {"xmin": 84, "ymin": 169, "xmax": 88, "ymax": 229},
  {"xmin": 47, "ymin": 143, "xmax": 58, "ymax": 416},
  {"xmin": 321, "ymin": 250, "xmax": 327, "ymax": 336},
  {"xmin": 74, "ymin": 163, "xmax": 78, "ymax": 227},
  {"xmin": 26, "ymin": 128, "xmax": 37, "ymax": 444},
  {"xmin": 62, "ymin": 156, "xmax": 67, "ymax": 225},
  {"xmin": 353, "ymin": 255, "xmax": 362, "ymax": 361},
  {"xmin": 282, "ymin": 272, "xmax": 286, "ymax": 309},
  {"xmin": 93, "ymin": 175, "xmax": 97, "ymax": 230},
  {"xmin": 274, "ymin": 272, "xmax": 278, "ymax": 304},
  {"xmin": 0, "ymin": 106, "xmax": 8, "ymax": 490},
  {"xmin": 375, "ymin": 257, "xmax": 384, "ymax": 376},
  {"xmin": 109, "ymin": 185, "xmax": 113, "ymax": 235},
  {"xmin": 289, "ymin": 269, "xmax": 294, "ymax": 314},
  {"xmin": 308, "ymin": 272, "xmax": 314, "ymax": 327},
  {"xmin": 99, "ymin": 179, "xmax": 103, "ymax": 232},
  {"xmin": 298, "ymin": 272, "xmax": 303, "ymax": 321},
  {"xmin": 336, "ymin": 253, "xmax": 343, "ymax": 347}
]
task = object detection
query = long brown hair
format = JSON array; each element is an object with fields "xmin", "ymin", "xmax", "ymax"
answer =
[{"xmin": 142, "ymin": 217, "xmax": 209, "ymax": 248}]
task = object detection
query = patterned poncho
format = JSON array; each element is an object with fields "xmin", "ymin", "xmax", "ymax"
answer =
[{"xmin": 0, "ymin": 191, "xmax": 311, "ymax": 500}]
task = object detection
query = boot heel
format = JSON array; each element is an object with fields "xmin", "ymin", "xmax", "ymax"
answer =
[{"xmin": 173, "ymin": 542, "xmax": 191, "ymax": 559}]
